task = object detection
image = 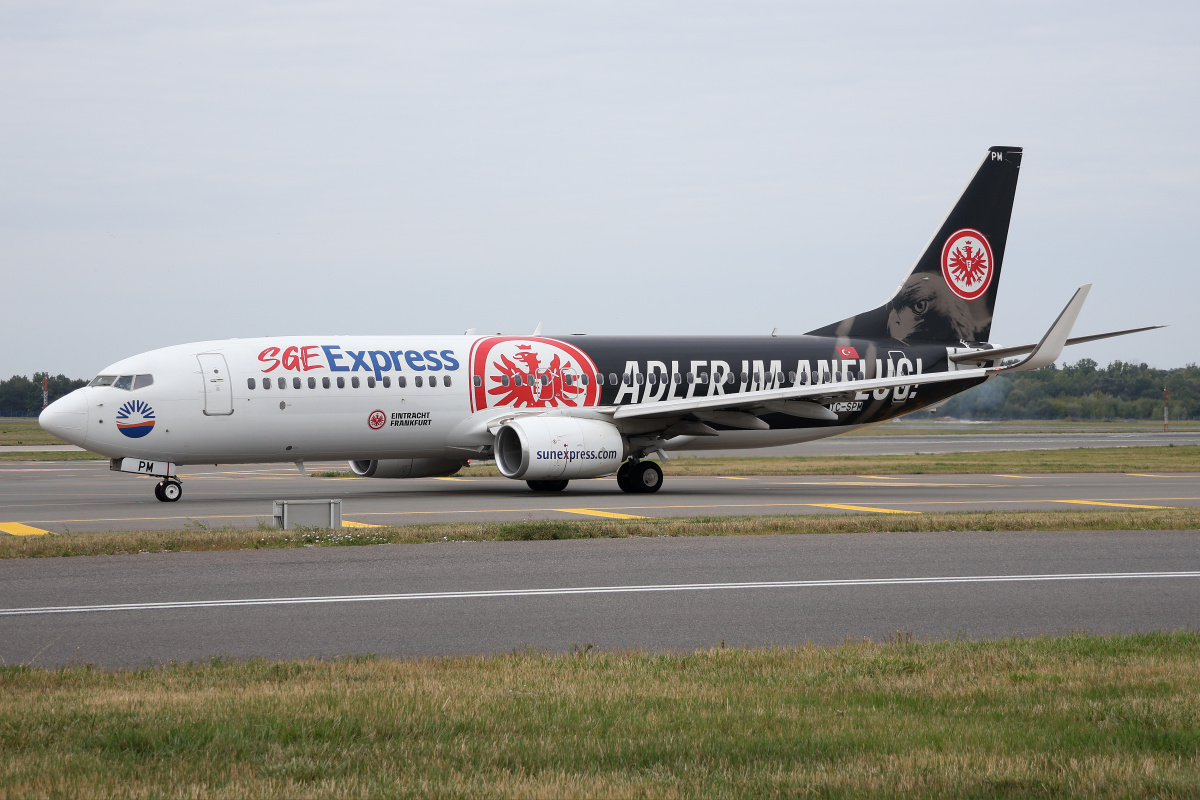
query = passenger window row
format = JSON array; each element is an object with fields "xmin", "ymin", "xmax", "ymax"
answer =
[{"xmin": 247, "ymin": 374, "xmax": 451, "ymax": 391}]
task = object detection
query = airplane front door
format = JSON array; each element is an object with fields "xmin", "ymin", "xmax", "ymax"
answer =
[{"xmin": 197, "ymin": 353, "xmax": 234, "ymax": 416}]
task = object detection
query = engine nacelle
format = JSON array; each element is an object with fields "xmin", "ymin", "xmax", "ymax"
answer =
[
  {"xmin": 494, "ymin": 416, "xmax": 625, "ymax": 480},
  {"xmin": 348, "ymin": 458, "xmax": 466, "ymax": 479}
]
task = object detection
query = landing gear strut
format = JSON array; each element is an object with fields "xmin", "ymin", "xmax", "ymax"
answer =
[
  {"xmin": 154, "ymin": 479, "xmax": 183, "ymax": 502},
  {"xmin": 616, "ymin": 460, "xmax": 663, "ymax": 494}
]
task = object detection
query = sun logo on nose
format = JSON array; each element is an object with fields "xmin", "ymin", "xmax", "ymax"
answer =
[{"xmin": 116, "ymin": 400, "xmax": 156, "ymax": 438}]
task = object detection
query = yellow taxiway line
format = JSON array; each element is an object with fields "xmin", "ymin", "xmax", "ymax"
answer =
[
  {"xmin": 560, "ymin": 508, "xmax": 651, "ymax": 520},
  {"xmin": 1053, "ymin": 500, "xmax": 1174, "ymax": 510},
  {"xmin": 341, "ymin": 520, "xmax": 384, "ymax": 528},
  {"xmin": 0, "ymin": 522, "xmax": 53, "ymax": 536},
  {"xmin": 809, "ymin": 503, "xmax": 920, "ymax": 515}
]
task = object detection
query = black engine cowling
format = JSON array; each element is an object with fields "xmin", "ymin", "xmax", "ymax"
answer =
[
  {"xmin": 494, "ymin": 417, "xmax": 625, "ymax": 480},
  {"xmin": 348, "ymin": 458, "xmax": 466, "ymax": 478}
]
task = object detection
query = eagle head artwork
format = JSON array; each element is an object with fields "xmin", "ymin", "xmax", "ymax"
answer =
[{"xmin": 886, "ymin": 273, "xmax": 990, "ymax": 343}]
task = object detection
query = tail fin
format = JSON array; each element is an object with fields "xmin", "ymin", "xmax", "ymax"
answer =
[{"xmin": 807, "ymin": 145, "xmax": 1022, "ymax": 344}]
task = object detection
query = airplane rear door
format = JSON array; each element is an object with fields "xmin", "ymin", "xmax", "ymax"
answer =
[{"xmin": 197, "ymin": 353, "xmax": 234, "ymax": 416}]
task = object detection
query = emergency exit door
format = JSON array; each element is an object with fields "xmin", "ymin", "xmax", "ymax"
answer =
[{"xmin": 197, "ymin": 353, "xmax": 234, "ymax": 416}]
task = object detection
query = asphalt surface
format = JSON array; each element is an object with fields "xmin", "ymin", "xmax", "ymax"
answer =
[
  {"xmin": 2, "ymin": 530, "xmax": 1198, "ymax": 667},
  {"xmin": 1, "ymin": 462, "xmax": 1198, "ymax": 533}
]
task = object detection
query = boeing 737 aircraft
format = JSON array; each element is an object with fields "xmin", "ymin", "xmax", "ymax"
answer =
[{"xmin": 41, "ymin": 146, "xmax": 1160, "ymax": 502}]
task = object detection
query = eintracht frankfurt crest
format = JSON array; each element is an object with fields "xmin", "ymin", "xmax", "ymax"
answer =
[
  {"xmin": 940, "ymin": 228, "xmax": 994, "ymax": 301},
  {"xmin": 469, "ymin": 337, "xmax": 600, "ymax": 412}
]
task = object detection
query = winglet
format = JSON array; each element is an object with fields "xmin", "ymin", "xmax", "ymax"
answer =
[
  {"xmin": 533, "ymin": 322, "xmax": 543, "ymax": 335},
  {"xmin": 1001, "ymin": 284, "xmax": 1091, "ymax": 372}
]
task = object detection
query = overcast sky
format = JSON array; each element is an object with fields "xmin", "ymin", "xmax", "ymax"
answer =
[{"xmin": 3, "ymin": 1, "xmax": 1197, "ymax": 378}]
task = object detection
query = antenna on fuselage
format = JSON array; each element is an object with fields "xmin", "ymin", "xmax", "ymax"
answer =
[
  {"xmin": 532, "ymin": 322, "xmax": 543, "ymax": 335},
  {"xmin": 771, "ymin": 327, "xmax": 778, "ymax": 337},
  {"xmin": 464, "ymin": 328, "xmax": 477, "ymax": 335}
]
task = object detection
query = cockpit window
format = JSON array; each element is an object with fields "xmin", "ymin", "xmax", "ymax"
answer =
[
  {"xmin": 113, "ymin": 375, "xmax": 134, "ymax": 390},
  {"xmin": 133, "ymin": 374, "xmax": 154, "ymax": 390},
  {"xmin": 89, "ymin": 375, "xmax": 117, "ymax": 387}
]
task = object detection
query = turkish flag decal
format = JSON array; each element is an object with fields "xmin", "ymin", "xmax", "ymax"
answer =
[{"xmin": 837, "ymin": 346, "xmax": 860, "ymax": 359}]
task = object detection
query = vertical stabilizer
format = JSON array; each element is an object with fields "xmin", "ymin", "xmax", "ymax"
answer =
[{"xmin": 807, "ymin": 145, "xmax": 1022, "ymax": 344}]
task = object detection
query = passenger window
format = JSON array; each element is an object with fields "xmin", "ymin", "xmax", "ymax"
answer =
[
  {"xmin": 114, "ymin": 375, "xmax": 133, "ymax": 390},
  {"xmin": 415, "ymin": 375, "xmax": 423, "ymax": 387},
  {"xmin": 133, "ymin": 374, "xmax": 154, "ymax": 390},
  {"xmin": 777, "ymin": 371, "xmax": 786, "ymax": 383},
  {"xmin": 367, "ymin": 376, "xmax": 376, "ymax": 388},
  {"xmin": 699, "ymin": 372, "xmax": 708, "ymax": 385},
  {"xmin": 444, "ymin": 375, "xmax": 451, "ymax": 387},
  {"xmin": 337, "ymin": 376, "xmax": 345, "ymax": 389},
  {"xmin": 514, "ymin": 375, "xmax": 523, "ymax": 387},
  {"xmin": 277, "ymin": 377, "xmax": 286, "ymax": 389},
  {"xmin": 247, "ymin": 378, "xmax": 256, "ymax": 390},
  {"xmin": 740, "ymin": 371, "xmax": 748, "ymax": 383},
  {"xmin": 673, "ymin": 373, "xmax": 682, "ymax": 385},
  {"xmin": 595, "ymin": 374, "xmax": 603, "ymax": 386},
  {"xmin": 430, "ymin": 375, "xmax": 438, "ymax": 387},
  {"xmin": 635, "ymin": 373, "xmax": 644, "ymax": 385},
  {"xmin": 788, "ymin": 371, "xmax": 796, "ymax": 384},
  {"xmin": 351, "ymin": 377, "xmax": 360, "ymax": 389},
  {"xmin": 726, "ymin": 372, "xmax": 736, "ymax": 385},
  {"xmin": 609, "ymin": 373, "xmax": 618, "ymax": 386},
  {"xmin": 647, "ymin": 373, "xmax": 657, "ymax": 385},
  {"xmin": 263, "ymin": 378, "xmax": 271, "ymax": 390},
  {"xmin": 382, "ymin": 376, "xmax": 391, "ymax": 388},
  {"xmin": 622, "ymin": 373, "xmax": 631, "ymax": 386},
  {"xmin": 88, "ymin": 375, "xmax": 117, "ymax": 387},
  {"xmin": 581, "ymin": 374, "xmax": 589, "ymax": 386},
  {"xmin": 540, "ymin": 374, "xmax": 549, "ymax": 386},
  {"xmin": 686, "ymin": 373, "xmax": 694, "ymax": 384},
  {"xmin": 501, "ymin": 375, "xmax": 510, "ymax": 387},
  {"xmin": 293, "ymin": 377, "xmax": 301, "ymax": 389},
  {"xmin": 473, "ymin": 375, "xmax": 482, "ymax": 387},
  {"xmin": 323, "ymin": 377, "xmax": 331, "ymax": 389},
  {"xmin": 398, "ymin": 376, "xmax": 407, "ymax": 388}
]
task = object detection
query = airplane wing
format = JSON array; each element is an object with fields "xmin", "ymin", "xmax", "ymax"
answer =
[{"xmin": 611, "ymin": 285, "xmax": 1096, "ymax": 423}]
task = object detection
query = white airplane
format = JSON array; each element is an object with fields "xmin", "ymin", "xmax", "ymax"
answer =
[{"xmin": 40, "ymin": 147, "xmax": 1159, "ymax": 502}]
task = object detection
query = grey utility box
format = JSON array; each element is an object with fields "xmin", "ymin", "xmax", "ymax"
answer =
[{"xmin": 273, "ymin": 499, "xmax": 342, "ymax": 529}]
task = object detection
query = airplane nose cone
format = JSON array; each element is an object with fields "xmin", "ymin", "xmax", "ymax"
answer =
[{"xmin": 39, "ymin": 389, "xmax": 89, "ymax": 445}]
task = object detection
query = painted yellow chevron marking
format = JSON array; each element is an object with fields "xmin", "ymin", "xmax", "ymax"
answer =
[
  {"xmin": 341, "ymin": 520, "xmax": 384, "ymax": 528},
  {"xmin": 0, "ymin": 522, "xmax": 53, "ymax": 536},
  {"xmin": 1054, "ymin": 500, "xmax": 1173, "ymax": 510},
  {"xmin": 560, "ymin": 508, "xmax": 650, "ymax": 520},
  {"xmin": 810, "ymin": 503, "xmax": 921, "ymax": 515}
]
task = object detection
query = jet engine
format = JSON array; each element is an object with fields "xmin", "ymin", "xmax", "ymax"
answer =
[
  {"xmin": 494, "ymin": 416, "xmax": 625, "ymax": 480},
  {"xmin": 348, "ymin": 458, "xmax": 467, "ymax": 479}
]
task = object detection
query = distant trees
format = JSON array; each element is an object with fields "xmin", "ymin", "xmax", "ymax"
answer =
[
  {"xmin": 0, "ymin": 374, "xmax": 88, "ymax": 417},
  {"xmin": 936, "ymin": 359, "xmax": 1198, "ymax": 420}
]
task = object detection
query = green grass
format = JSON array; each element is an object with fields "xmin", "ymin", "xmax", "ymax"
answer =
[
  {"xmin": 5, "ymin": 508, "xmax": 1199, "ymax": 558},
  {"xmin": 2, "ymin": 632, "xmax": 1199, "ymax": 797},
  {"xmin": 0, "ymin": 417, "xmax": 69, "ymax": 446}
]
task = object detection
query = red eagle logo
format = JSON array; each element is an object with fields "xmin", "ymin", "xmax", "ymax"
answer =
[
  {"xmin": 469, "ymin": 337, "xmax": 600, "ymax": 412},
  {"xmin": 940, "ymin": 228, "xmax": 994, "ymax": 301}
]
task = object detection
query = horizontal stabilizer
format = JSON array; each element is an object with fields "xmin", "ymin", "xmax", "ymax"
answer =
[{"xmin": 950, "ymin": 324, "xmax": 1166, "ymax": 364}]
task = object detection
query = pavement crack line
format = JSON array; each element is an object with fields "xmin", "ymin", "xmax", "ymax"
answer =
[{"xmin": 3, "ymin": 571, "xmax": 1199, "ymax": 617}]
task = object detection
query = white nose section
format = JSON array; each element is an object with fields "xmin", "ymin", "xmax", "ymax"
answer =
[{"xmin": 39, "ymin": 389, "xmax": 89, "ymax": 445}]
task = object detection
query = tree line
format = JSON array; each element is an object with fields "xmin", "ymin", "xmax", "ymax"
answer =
[
  {"xmin": 936, "ymin": 359, "xmax": 1197, "ymax": 420},
  {"xmin": 0, "ymin": 374, "xmax": 88, "ymax": 417},
  {"xmin": 1, "ymin": 359, "xmax": 1195, "ymax": 420}
]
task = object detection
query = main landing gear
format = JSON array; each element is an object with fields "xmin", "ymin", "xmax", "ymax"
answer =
[
  {"xmin": 154, "ymin": 479, "xmax": 183, "ymax": 503},
  {"xmin": 616, "ymin": 460, "xmax": 663, "ymax": 494}
]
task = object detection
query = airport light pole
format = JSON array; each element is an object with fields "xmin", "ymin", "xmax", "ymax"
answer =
[
  {"xmin": 42, "ymin": 376, "xmax": 48, "ymax": 410},
  {"xmin": 1164, "ymin": 386, "xmax": 1169, "ymax": 433}
]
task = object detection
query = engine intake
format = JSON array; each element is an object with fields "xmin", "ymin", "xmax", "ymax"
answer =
[
  {"xmin": 494, "ymin": 417, "xmax": 625, "ymax": 480},
  {"xmin": 348, "ymin": 458, "xmax": 466, "ymax": 479}
]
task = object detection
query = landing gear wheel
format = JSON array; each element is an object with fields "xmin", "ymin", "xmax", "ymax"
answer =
[
  {"xmin": 616, "ymin": 461, "xmax": 636, "ymax": 493},
  {"xmin": 527, "ymin": 479, "xmax": 569, "ymax": 492},
  {"xmin": 153, "ymin": 482, "xmax": 165, "ymax": 502},
  {"xmin": 633, "ymin": 461, "xmax": 663, "ymax": 494},
  {"xmin": 158, "ymin": 480, "xmax": 183, "ymax": 502}
]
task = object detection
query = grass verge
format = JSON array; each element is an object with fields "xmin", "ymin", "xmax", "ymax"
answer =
[
  {"xmin": 2, "ymin": 632, "xmax": 1199, "ymax": 798},
  {"xmin": 4, "ymin": 508, "xmax": 1199, "ymax": 559}
]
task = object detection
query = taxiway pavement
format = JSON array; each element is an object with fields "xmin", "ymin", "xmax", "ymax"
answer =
[
  {"xmin": 2, "ymin": 529, "xmax": 1197, "ymax": 667},
  {"xmin": 1, "ymin": 461, "xmax": 1197, "ymax": 534}
]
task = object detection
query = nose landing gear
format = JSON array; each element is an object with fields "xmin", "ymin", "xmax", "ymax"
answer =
[
  {"xmin": 154, "ymin": 479, "xmax": 183, "ymax": 502},
  {"xmin": 616, "ymin": 460, "xmax": 663, "ymax": 494}
]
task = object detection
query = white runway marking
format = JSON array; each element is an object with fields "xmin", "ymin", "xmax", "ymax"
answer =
[{"xmin": 4, "ymin": 571, "xmax": 1200, "ymax": 617}]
